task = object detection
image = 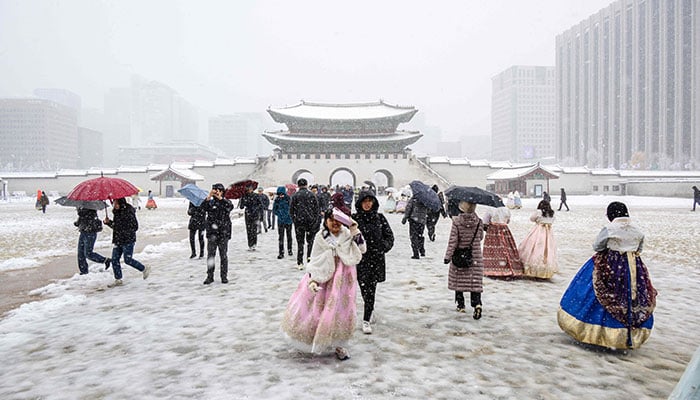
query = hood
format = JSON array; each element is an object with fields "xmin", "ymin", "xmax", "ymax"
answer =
[
  {"xmin": 276, "ymin": 186, "xmax": 286, "ymax": 195},
  {"xmin": 331, "ymin": 192, "xmax": 351, "ymax": 216},
  {"xmin": 354, "ymin": 190, "xmax": 378, "ymax": 213}
]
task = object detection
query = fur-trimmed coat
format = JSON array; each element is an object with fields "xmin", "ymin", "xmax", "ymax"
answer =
[
  {"xmin": 307, "ymin": 226, "xmax": 366, "ymax": 284},
  {"xmin": 444, "ymin": 212, "xmax": 484, "ymax": 293}
]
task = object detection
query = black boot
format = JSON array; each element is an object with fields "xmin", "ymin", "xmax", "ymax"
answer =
[
  {"xmin": 203, "ymin": 275, "xmax": 214, "ymax": 285},
  {"xmin": 190, "ymin": 253, "xmax": 197, "ymax": 259},
  {"xmin": 104, "ymin": 258, "xmax": 112, "ymax": 270},
  {"xmin": 277, "ymin": 254, "xmax": 284, "ymax": 259}
]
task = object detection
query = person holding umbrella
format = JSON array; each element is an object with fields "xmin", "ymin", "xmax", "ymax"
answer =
[
  {"xmin": 402, "ymin": 196, "xmax": 428, "ymax": 259},
  {"xmin": 74, "ymin": 206, "xmax": 111, "ymax": 275},
  {"xmin": 103, "ymin": 198, "xmax": 150, "ymax": 286},
  {"xmin": 426, "ymin": 184, "xmax": 447, "ymax": 242},
  {"xmin": 443, "ymin": 201, "xmax": 484, "ymax": 319},
  {"xmin": 201, "ymin": 183, "xmax": 234, "ymax": 284}
]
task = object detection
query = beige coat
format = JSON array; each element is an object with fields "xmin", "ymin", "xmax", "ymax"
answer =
[{"xmin": 444, "ymin": 212, "xmax": 484, "ymax": 292}]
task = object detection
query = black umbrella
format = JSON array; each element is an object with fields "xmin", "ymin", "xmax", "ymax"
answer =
[
  {"xmin": 444, "ymin": 186, "xmax": 504, "ymax": 208},
  {"xmin": 54, "ymin": 196, "xmax": 109, "ymax": 210},
  {"xmin": 408, "ymin": 180, "xmax": 442, "ymax": 212}
]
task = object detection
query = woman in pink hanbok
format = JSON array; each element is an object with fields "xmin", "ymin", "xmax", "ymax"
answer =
[
  {"xmin": 281, "ymin": 208, "xmax": 366, "ymax": 360},
  {"xmin": 518, "ymin": 200, "xmax": 558, "ymax": 279}
]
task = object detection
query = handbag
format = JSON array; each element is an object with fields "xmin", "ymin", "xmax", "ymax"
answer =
[{"xmin": 451, "ymin": 221, "xmax": 481, "ymax": 269}]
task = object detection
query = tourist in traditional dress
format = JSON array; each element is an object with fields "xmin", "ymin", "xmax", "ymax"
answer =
[
  {"xmin": 352, "ymin": 190, "xmax": 394, "ymax": 334},
  {"xmin": 443, "ymin": 201, "xmax": 484, "ymax": 319},
  {"xmin": 513, "ymin": 190, "xmax": 522, "ymax": 209},
  {"xmin": 558, "ymin": 201, "xmax": 657, "ymax": 350},
  {"xmin": 145, "ymin": 190, "xmax": 157, "ymax": 210},
  {"xmin": 266, "ymin": 191, "xmax": 276, "ymax": 230},
  {"xmin": 38, "ymin": 191, "xmax": 49, "ymax": 213},
  {"xmin": 481, "ymin": 206, "xmax": 523, "ymax": 278},
  {"xmin": 395, "ymin": 194, "xmax": 408, "ymax": 213},
  {"xmin": 281, "ymin": 208, "xmax": 366, "ymax": 360},
  {"xmin": 384, "ymin": 191, "xmax": 396, "ymax": 213},
  {"xmin": 518, "ymin": 200, "xmax": 558, "ymax": 279},
  {"xmin": 506, "ymin": 191, "xmax": 515, "ymax": 209}
]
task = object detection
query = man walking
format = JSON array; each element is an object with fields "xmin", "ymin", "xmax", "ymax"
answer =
[
  {"xmin": 103, "ymin": 197, "xmax": 150, "ymax": 286},
  {"xmin": 289, "ymin": 178, "xmax": 320, "ymax": 269},
  {"xmin": 402, "ymin": 196, "xmax": 428, "ymax": 259},
  {"xmin": 239, "ymin": 185, "xmax": 262, "ymax": 250},
  {"xmin": 558, "ymin": 188, "xmax": 570, "ymax": 211},
  {"xmin": 692, "ymin": 186, "xmax": 700, "ymax": 211},
  {"xmin": 201, "ymin": 183, "xmax": 234, "ymax": 284}
]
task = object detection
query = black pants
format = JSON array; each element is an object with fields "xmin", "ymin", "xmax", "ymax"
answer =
[
  {"xmin": 278, "ymin": 223, "xmax": 293, "ymax": 255},
  {"xmin": 694, "ymin": 199, "xmax": 700, "ymax": 211},
  {"xmin": 189, "ymin": 228, "xmax": 204, "ymax": 256},
  {"xmin": 426, "ymin": 212, "xmax": 440, "ymax": 240},
  {"xmin": 455, "ymin": 291, "xmax": 482, "ymax": 309},
  {"xmin": 295, "ymin": 225, "xmax": 318, "ymax": 265},
  {"xmin": 558, "ymin": 201, "xmax": 569, "ymax": 211},
  {"xmin": 409, "ymin": 221, "xmax": 425, "ymax": 256},
  {"xmin": 358, "ymin": 275, "xmax": 378, "ymax": 322},
  {"xmin": 244, "ymin": 215, "xmax": 258, "ymax": 248},
  {"xmin": 206, "ymin": 234, "xmax": 228, "ymax": 280}
]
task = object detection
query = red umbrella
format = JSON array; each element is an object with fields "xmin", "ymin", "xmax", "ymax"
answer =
[
  {"xmin": 67, "ymin": 175, "xmax": 139, "ymax": 201},
  {"xmin": 224, "ymin": 179, "xmax": 258, "ymax": 200},
  {"xmin": 285, "ymin": 183, "xmax": 297, "ymax": 196}
]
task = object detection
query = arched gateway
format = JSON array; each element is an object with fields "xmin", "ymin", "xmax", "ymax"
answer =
[{"xmin": 255, "ymin": 100, "xmax": 448, "ymax": 191}]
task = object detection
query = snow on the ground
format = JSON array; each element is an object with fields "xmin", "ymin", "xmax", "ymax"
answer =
[{"xmin": 1, "ymin": 195, "xmax": 699, "ymax": 399}]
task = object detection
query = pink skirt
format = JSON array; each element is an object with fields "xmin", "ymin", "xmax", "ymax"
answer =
[
  {"xmin": 281, "ymin": 260, "xmax": 357, "ymax": 354},
  {"xmin": 518, "ymin": 223, "xmax": 558, "ymax": 279}
]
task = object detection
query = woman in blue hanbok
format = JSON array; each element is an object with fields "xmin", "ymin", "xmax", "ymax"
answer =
[{"xmin": 557, "ymin": 202, "xmax": 657, "ymax": 350}]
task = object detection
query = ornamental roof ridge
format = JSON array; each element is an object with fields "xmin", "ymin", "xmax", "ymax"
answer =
[{"xmin": 270, "ymin": 99, "xmax": 415, "ymax": 111}]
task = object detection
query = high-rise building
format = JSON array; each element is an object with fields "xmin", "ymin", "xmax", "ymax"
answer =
[
  {"xmin": 77, "ymin": 127, "xmax": 103, "ymax": 169},
  {"xmin": 491, "ymin": 66, "xmax": 556, "ymax": 162},
  {"xmin": 209, "ymin": 113, "xmax": 269, "ymax": 157},
  {"xmin": 0, "ymin": 98, "xmax": 79, "ymax": 170},
  {"xmin": 556, "ymin": 0, "xmax": 699, "ymax": 169}
]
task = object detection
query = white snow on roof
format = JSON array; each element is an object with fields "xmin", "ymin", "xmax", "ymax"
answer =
[
  {"xmin": 449, "ymin": 159, "xmax": 470, "ymax": 165},
  {"xmin": 270, "ymin": 101, "xmax": 415, "ymax": 120},
  {"xmin": 264, "ymin": 131, "xmax": 421, "ymax": 143},
  {"xmin": 427, "ymin": 156, "xmax": 449, "ymax": 164},
  {"xmin": 468, "ymin": 159, "xmax": 490, "ymax": 167},
  {"xmin": 487, "ymin": 164, "xmax": 559, "ymax": 180},
  {"xmin": 589, "ymin": 168, "xmax": 619, "ymax": 176},
  {"xmin": 0, "ymin": 171, "xmax": 57, "ymax": 179},
  {"xmin": 560, "ymin": 166, "xmax": 590, "ymax": 174},
  {"xmin": 193, "ymin": 160, "xmax": 215, "ymax": 168},
  {"xmin": 56, "ymin": 169, "xmax": 87, "ymax": 177},
  {"xmin": 619, "ymin": 170, "xmax": 700, "ymax": 178},
  {"xmin": 117, "ymin": 166, "xmax": 149, "ymax": 173}
]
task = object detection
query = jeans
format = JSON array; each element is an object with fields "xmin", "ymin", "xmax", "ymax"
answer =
[
  {"xmin": 111, "ymin": 242, "xmax": 145, "ymax": 280},
  {"xmin": 77, "ymin": 232, "xmax": 107, "ymax": 274},
  {"xmin": 266, "ymin": 210, "xmax": 275, "ymax": 229}
]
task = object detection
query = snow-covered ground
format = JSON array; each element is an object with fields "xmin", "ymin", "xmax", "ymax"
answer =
[{"xmin": 1, "ymin": 195, "xmax": 699, "ymax": 399}]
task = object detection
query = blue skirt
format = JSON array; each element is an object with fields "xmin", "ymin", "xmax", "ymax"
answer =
[{"xmin": 557, "ymin": 256, "xmax": 654, "ymax": 349}]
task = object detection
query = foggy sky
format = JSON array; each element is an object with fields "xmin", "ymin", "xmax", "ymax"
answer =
[{"xmin": 0, "ymin": 0, "xmax": 613, "ymax": 138}]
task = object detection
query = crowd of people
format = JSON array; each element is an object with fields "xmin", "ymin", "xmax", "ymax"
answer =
[{"xmin": 64, "ymin": 180, "xmax": 660, "ymax": 360}]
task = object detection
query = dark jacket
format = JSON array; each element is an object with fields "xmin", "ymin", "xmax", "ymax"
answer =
[
  {"xmin": 289, "ymin": 187, "xmax": 320, "ymax": 229},
  {"xmin": 239, "ymin": 191, "xmax": 263, "ymax": 219},
  {"xmin": 317, "ymin": 190, "xmax": 331, "ymax": 212},
  {"xmin": 105, "ymin": 202, "xmax": 138, "ymax": 245},
  {"xmin": 258, "ymin": 193, "xmax": 270, "ymax": 212},
  {"xmin": 187, "ymin": 202, "xmax": 206, "ymax": 231},
  {"xmin": 75, "ymin": 208, "xmax": 102, "ymax": 233},
  {"xmin": 273, "ymin": 187, "xmax": 293, "ymax": 225},
  {"xmin": 353, "ymin": 191, "xmax": 394, "ymax": 282},
  {"xmin": 201, "ymin": 196, "xmax": 234, "ymax": 239},
  {"xmin": 560, "ymin": 189, "xmax": 567, "ymax": 202},
  {"xmin": 694, "ymin": 187, "xmax": 700, "ymax": 201},
  {"xmin": 543, "ymin": 192, "xmax": 551, "ymax": 203},
  {"xmin": 403, "ymin": 197, "xmax": 428, "ymax": 225}
]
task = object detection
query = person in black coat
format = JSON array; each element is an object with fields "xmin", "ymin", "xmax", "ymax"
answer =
[
  {"xmin": 402, "ymin": 196, "xmax": 428, "ymax": 259},
  {"xmin": 693, "ymin": 186, "xmax": 700, "ymax": 211},
  {"xmin": 239, "ymin": 186, "xmax": 262, "ymax": 250},
  {"xmin": 543, "ymin": 191, "xmax": 551, "ymax": 203},
  {"xmin": 201, "ymin": 183, "xmax": 234, "ymax": 284},
  {"xmin": 426, "ymin": 185, "xmax": 447, "ymax": 242},
  {"xmin": 256, "ymin": 187, "xmax": 269, "ymax": 233},
  {"xmin": 289, "ymin": 178, "xmax": 321, "ymax": 268},
  {"xmin": 103, "ymin": 197, "xmax": 149, "ymax": 286},
  {"xmin": 187, "ymin": 202, "xmax": 206, "ymax": 259},
  {"xmin": 75, "ymin": 207, "xmax": 110, "ymax": 275},
  {"xmin": 352, "ymin": 190, "xmax": 394, "ymax": 334},
  {"xmin": 558, "ymin": 188, "xmax": 570, "ymax": 211},
  {"xmin": 317, "ymin": 185, "xmax": 331, "ymax": 213}
]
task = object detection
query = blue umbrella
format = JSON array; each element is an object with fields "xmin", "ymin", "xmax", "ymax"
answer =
[
  {"xmin": 177, "ymin": 184, "xmax": 208, "ymax": 207},
  {"xmin": 408, "ymin": 180, "xmax": 442, "ymax": 212}
]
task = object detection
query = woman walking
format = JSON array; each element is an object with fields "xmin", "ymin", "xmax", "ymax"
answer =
[
  {"xmin": 272, "ymin": 186, "xmax": 294, "ymax": 259},
  {"xmin": 482, "ymin": 206, "xmax": 523, "ymax": 278},
  {"xmin": 443, "ymin": 201, "xmax": 484, "ymax": 320},
  {"xmin": 145, "ymin": 190, "xmax": 157, "ymax": 210},
  {"xmin": 281, "ymin": 208, "xmax": 366, "ymax": 360},
  {"xmin": 518, "ymin": 200, "xmax": 558, "ymax": 279},
  {"xmin": 352, "ymin": 190, "xmax": 394, "ymax": 334},
  {"xmin": 558, "ymin": 202, "xmax": 656, "ymax": 349}
]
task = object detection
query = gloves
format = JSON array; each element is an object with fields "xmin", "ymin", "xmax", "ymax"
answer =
[
  {"xmin": 349, "ymin": 219, "xmax": 360, "ymax": 236},
  {"xmin": 444, "ymin": 259, "xmax": 450, "ymax": 265},
  {"xmin": 308, "ymin": 280, "xmax": 320, "ymax": 293}
]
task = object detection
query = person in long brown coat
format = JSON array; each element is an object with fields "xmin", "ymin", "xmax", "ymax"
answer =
[{"xmin": 443, "ymin": 201, "xmax": 484, "ymax": 320}]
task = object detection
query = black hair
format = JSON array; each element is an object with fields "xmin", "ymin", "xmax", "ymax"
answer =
[
  {"xmin": 606, "ymin": 201, "xmax": 629, "ymax": 221},
  {"xmin": 537, "ymin": 200, "xmax": 554, "ymax": 218},
  {"xmin": 321, "ymin": 209, "xmax": 335, "ymax": 239}
]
